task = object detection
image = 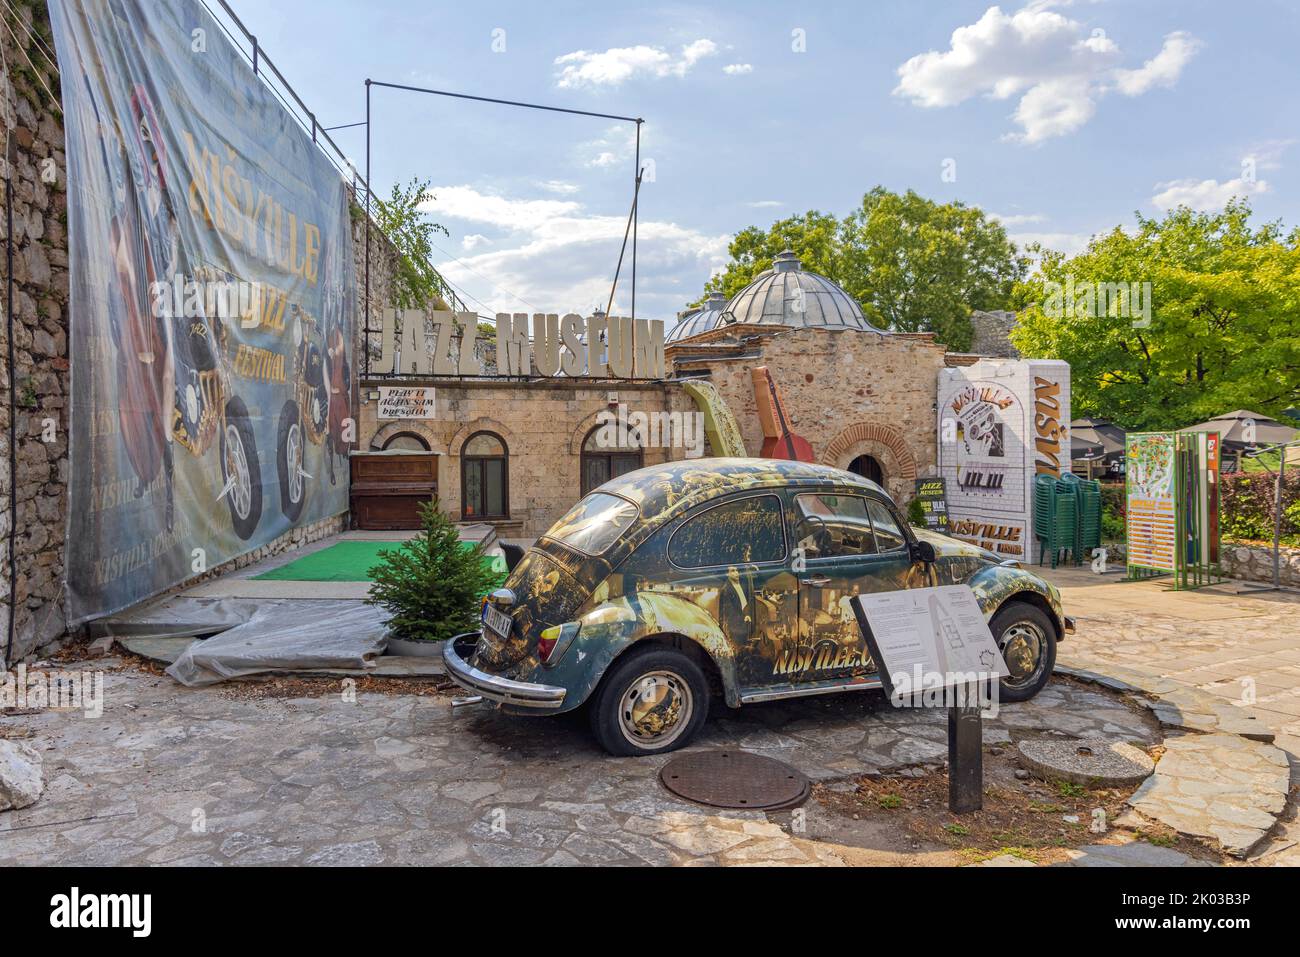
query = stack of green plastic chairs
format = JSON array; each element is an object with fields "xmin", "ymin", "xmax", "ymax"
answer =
[
  {"xmin": 1033, "ymin": 473, "xmax": 1075, "ymax": 568},
  {"xmin": 1075, "ymin": 477, "xmax": 1102, "ymax": 561}
]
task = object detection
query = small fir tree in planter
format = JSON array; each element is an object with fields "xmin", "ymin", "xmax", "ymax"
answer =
[{"xmin": 367, "ymin": 499, "xmax": 501, "ymax": 644}]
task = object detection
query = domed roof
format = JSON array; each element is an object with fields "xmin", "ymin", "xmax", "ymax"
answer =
[
  {"xmin": 666, "ymin": 290, "xmax": 728, "ymax": 343},
  {"xmin": 724, "ymin": 250, "xmax": 884, "ymax": 332},
  {"xmin": 668, "ymin": 251, "xmax": 886, "ymax": 343}
]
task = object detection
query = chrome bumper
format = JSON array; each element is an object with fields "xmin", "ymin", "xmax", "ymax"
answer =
[
  {"xmin": 443, "ymin": 632, "xmax": 567, "ymax": 711},
  {"xmin": 1063, "ymin": 615, "xmax": 1076, "ymax": 634}
]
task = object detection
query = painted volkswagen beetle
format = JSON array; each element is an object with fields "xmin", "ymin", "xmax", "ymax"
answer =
[{"xmin": 445, "ymin": 458, "xmax": 1074, "ymax": 756}]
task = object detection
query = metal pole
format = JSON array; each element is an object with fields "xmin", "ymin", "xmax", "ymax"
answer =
[
  {"xmin": 1273, "ymin": 455, "xmax": 1284, "ymax": 588},
  {"xmin": 632, "ymin": 119, "xmax": 641, "ymax": 322},
  {"xmin": 948, "ymin": 702, "xmax": 983, "ymax": 813},
  {"xmin": 365, "ymin": 79, "xmax": 371, "ymax": 379}
]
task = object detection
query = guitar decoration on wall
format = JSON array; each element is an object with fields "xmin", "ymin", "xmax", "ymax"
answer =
[{"xmin": 751, "ymin": 367, "xmax": 815, "ymax": 463}]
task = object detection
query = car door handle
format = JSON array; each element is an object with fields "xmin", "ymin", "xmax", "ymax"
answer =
[{"xmin": 800, "ymin": 575, "xmax": 831, "ymax": 586}]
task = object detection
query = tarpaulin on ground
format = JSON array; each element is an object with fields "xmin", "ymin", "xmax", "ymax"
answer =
[{"xmin": 51, "ymin": 0, "xmax": 356, "ymax": 623}]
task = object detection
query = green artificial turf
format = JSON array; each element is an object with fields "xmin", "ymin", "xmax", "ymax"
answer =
[{"xmin": 253, "ymin": 539, "xmax": 505, "ymax": 582}]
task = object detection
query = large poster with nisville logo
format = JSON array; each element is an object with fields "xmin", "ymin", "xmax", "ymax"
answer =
[
  {"xmin": 937, "ymin": 360, "xmax": 1070, "ymax": 563},
  {"xmin": 52, "ymin": 0, "xmax": 355, "ymax": 622}
]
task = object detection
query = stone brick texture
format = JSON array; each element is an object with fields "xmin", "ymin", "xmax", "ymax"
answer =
[{"xmin": 673, "ymin": 326, "xmax": 948, "ymax": 506}]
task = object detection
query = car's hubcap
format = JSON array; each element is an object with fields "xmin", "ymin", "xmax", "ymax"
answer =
[
  {"xmin": 618, "ymin": 670, "xmax": 692, "ymax": 749},
  {"xmin": 998, "ymin": 620, "xmax": 1045, "ymax": 690}
]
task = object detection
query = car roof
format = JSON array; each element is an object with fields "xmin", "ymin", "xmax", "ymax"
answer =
[{"xmin": 596, "ymin": 457, "xmax": 887, "ymax": 525}]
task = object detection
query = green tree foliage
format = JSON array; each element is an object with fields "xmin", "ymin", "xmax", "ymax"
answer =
[
  {"xmin": 366, "ymin": 500, "xmax": 502, "ymax": 642},
  {"xmin": 703, "ymin": 188, "xmax": 1026, "ymax": 350},
  {"xmin": 373, "ymin": 178, "xmax": 451, "ymax": 312},
  {"xmin": 1011, "ymin": 201, "xmax": 1300, "ymax": 430}
]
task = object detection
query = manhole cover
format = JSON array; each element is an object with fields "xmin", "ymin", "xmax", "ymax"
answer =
[
  {"xmin": 659, "ymin": 750, "xmax": 810, "ymax": 810},
  {"xmin": 1017, "ymin": 737, "xmax": 1155, "ymax": 787}
]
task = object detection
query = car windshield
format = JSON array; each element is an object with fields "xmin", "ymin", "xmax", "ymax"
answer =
[{"xmin": 547, "ymin": 493, "xmax": 639, "ymax": 555}]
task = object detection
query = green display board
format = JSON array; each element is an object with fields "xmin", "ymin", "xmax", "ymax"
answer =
[{"xmin": 1124, "ymin": 431, "xmax": 1222, "ymax": 589}]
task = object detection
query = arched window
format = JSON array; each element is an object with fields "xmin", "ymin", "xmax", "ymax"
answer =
[
  {"xmin": 848, "ymin": 454, "xmax": 885, "ymax": 486},
  {"xmin": 581, "ymin": 424, "xmax": 643, "ymax": 495},
  {"xmin": 380, "ymin": 431, "xmax": 431, "ymax": 452},
  {"xmin": 461, "ymin": 431, "xmax": 508, "ymax": 519}
]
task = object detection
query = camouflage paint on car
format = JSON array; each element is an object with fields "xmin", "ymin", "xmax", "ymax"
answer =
[{"xmin": 470, "ymin": 459, "xmax": 1067, "ymax": 714}]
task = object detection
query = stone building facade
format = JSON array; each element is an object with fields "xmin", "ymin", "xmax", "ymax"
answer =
[
  {"xmin": 357, "ymin": 376, "xmax": 693, "ymax": 538},
  {"xmin": 668, "ymin": 324, "xmax": 953, "ymax": 506}
]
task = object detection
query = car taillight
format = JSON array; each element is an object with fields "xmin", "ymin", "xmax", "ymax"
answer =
[{"xmin": 538, "ymin": 622, "xmax": 580, "ymax": 666}]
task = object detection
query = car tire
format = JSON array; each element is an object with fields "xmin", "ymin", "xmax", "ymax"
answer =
[
  {"xmin": 590, "ymin": 646, "xmax": 710, "ymax": 757},
  {"xmin": 990, "ymin": 602, "xmax": 1057, "ymax": 703}
]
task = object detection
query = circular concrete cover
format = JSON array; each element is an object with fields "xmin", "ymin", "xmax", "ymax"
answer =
[
  {"xmin": 1017, "ymin": 737, "xmax": 1155, "ymax": 787},
  {"xmin": 659, "ymin": 750, "xmax": 810, "ymax": 810}
]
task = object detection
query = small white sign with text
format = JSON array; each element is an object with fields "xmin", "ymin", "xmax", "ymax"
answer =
[
  {"xmin": 851, "ymin": 584, "xmax": 1008, "ymax": 698},
  {"xmin": 377, "ymin": 386, "xmax": 436, "ymax": 420}
]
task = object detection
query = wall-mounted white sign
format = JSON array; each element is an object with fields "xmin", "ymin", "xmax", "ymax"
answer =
[
  {"xmin": 937, "ymin": 359, "xmax": 1070, "ymax": 563},
  {"xmin": 377, "ymin": 387, "xmax": 436, "ymax": 420}
]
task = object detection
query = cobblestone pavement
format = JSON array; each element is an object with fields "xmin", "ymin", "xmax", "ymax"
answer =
[
  {"xmin": 4, "ymin": 571, "xmax": 1298, "ymax": 867},
  {"xmin": 1043, "ymin": 568, "xmax": 1300, "ymax": 865},
  {"xmin": 1, "ymin": 663, "xmax": 1158, "ymax": 867}
]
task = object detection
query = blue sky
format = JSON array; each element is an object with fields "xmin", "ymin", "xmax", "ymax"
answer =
[{"xmin": 214, "ymin": 0, "xmax": 1299, "ymax": 323}]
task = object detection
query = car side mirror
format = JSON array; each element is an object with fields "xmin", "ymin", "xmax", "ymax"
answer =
[{"xmin": 911, "ymin": 540, "xmax": 937, "ymax": 564}]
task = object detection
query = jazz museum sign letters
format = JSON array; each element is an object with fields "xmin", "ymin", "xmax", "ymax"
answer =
[
  {"xmin": 374, "ymin": 309, "xmax": 666, "ymax": 379},
  {"xmin": 937, "ymin": 359, "xmax": 1071, "ymax": 564}
]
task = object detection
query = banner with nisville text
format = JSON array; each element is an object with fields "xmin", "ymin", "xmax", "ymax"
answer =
[{"xmin": 51, "ymin": 0, "xmax": 356, "ymax": 622}]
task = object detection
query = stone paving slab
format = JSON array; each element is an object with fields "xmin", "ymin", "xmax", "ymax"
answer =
[
  {"xmin": 1126, "ymin": 733, "xmax": 1290, "ymax": 858},
  {"xmin": 0, "ymin": 666, "xmax": 1158, "ymax": 867}
]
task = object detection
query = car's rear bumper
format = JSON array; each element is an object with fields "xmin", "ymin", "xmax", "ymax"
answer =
[{"xmin": 443, "ymin": 632, "xmax": 567, "ymax": 710}]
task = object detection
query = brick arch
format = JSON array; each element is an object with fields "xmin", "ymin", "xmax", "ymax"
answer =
[
  {"xmin": 821, "ymin": 421, "xmax": 919, "ymax": 503},
  {"xmin": 569, "ymin": 409, "xmax": 615, "ymax": 456},
  {"xmin": 370, "ymin": 420, "xmax": 440, "ymax": 451},
  {"xmin": 448, "ymin": 417, "xmax": 517, "ymax": 456}
]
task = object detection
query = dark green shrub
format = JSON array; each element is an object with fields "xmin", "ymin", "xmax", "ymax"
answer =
[
  {"xmin": 1220, "ymin": 470, "xmax": 1300, "ymax": 545},
  {"xmin": 366, "ymin": 499, "xmax": 502, "ymax": 642},
  {"xmin": 906, "ymin": 497, "xmax": 926, "ymax": 528}
]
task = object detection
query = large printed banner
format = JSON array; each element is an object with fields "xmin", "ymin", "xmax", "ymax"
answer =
[
  {"xmin": 52, "ymin": 0, "xmax": 356, "ymax": 622},
  {"xmin": 937, "ymin": 359, "xmax": 1071, "ymax": 563}
]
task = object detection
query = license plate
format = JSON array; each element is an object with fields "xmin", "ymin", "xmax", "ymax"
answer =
[{"xmin": 482, "ymin": 603, "xmax": 512, "ymax": 641}]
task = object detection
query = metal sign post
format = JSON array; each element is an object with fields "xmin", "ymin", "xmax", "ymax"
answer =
[
  {"xmin": 851, "ymin": 585, "xmax": 1009, "ymax": 815},
  {"xmin": 948, "ymin": 704, "xmax": 983, "ymax": 813}
]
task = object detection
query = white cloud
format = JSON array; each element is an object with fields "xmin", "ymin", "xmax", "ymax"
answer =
[
  {"xmin": 1114, "ymin": 32, "xmax": 1201, "ymax": 95},
  {"xmin": 423, "ymin": 185, "xmax": 730, "ymax": 317},
  {"xmin": 578, "ymin": 124, "xmax": 639, "ymax": 170},
  {"xmin": 1151, "ymin": 176, "xmax": 1268, "ymax": 211},
  {"xmin": 421, "ymin": 187, "xmax": 580, "ymax": 232},
  {"xmin": 537, "ymin": 180, "xmax": 580, "ymax": 195},
  {"xmin": 1009, "ymin": 230, "xmax": 1093, "ymax": 258},
  {"xmin": 554, "ymin": 39, "xmax": 718, "ymax": 88},
  {"xmin": 894, "ymin": 5, "xmax": 1200, "ymax": 144},
  {"xmin": 746, "ymin": 200, "xmax": 783, "ymax": 208},
  {"xmin": 989, "ymin": 211, "xmax": 1047, "ymax": 226},
  {"xmin": 462, "ymin": 234, "xmax": 490, "ymax": 250},
  {"xmin": 723, "ymin": 63, "xmax": 753, "ymax": 75}
]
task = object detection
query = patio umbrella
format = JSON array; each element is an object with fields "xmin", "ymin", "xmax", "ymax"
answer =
[{"xmin": 1179, "ymin": 410, "xmax": 1299, "ymax": 448}]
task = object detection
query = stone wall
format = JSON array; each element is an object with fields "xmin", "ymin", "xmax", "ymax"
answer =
[
  {"xmin": 1219, "ymin": 543, "xmax": 1300, "ymax": 588},
  {"xmin": 968, "ymin": 309, "xmax": 1020, "ymax": 358},
  {"xmin": 359, "ymin": 378, "xmax": 691, "ymax": 538},
  {"xmin": 674, "ymin": 326, "xmax": 949, "ymax": 506},
  {"xmin": 1, "ymin": 0, "xmax": 70, "ymax": 663}
]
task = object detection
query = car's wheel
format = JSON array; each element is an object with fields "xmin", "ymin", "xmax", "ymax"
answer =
[
  {"xmin": 990, "ymin": 602, "xmax": 1057, "ymax": 703},
  {"xmin": 590, "ymin": 646, "xmax": 710, "ymax": 757}
]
